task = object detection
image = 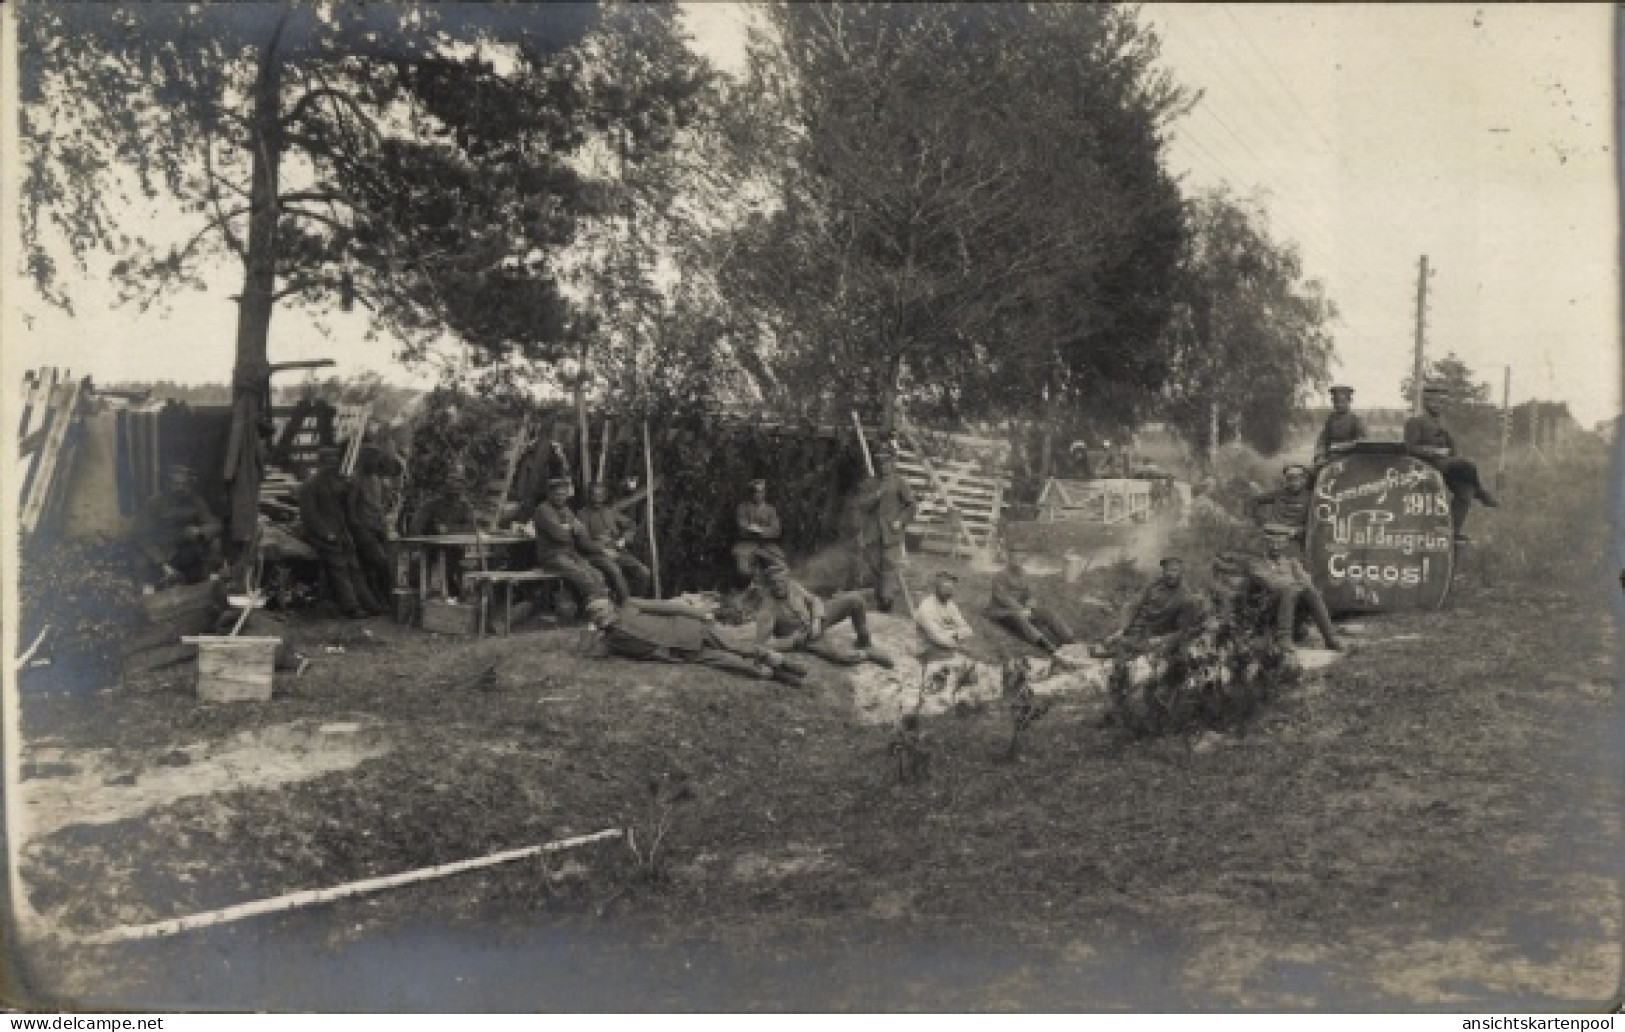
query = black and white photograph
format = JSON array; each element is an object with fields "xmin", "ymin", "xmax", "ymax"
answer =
[{"xmin": 3, "ymin": 1, "xmax": 1620, "ymax": 1013}]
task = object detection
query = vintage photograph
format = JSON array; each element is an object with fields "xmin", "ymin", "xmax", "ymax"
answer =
[{"xmin": 4, "ymin": 1, "xmax": 1620, "ymax": 1012}]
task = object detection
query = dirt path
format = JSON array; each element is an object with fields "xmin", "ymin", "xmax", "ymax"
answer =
[{"xmin": 14, "ymin": 580, "xmax": 1621, "ymax": 1010}]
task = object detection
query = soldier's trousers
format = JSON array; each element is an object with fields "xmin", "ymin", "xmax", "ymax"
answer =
[
  {"xmin": 1274, "ymin": 586, "xmax": 1337, "ymax": 646},
  {"xmin": 859, "ymin": 541, "xmax": 905, "ymax": 611},
  {"xmin": 351, "ymin": 527, "xmax": 394, "ymax": 602},
  {"xmin": 1433, "ymin": 457, "xmax": 1488, "ymax": 533},
  {"xmin": 584, "ymin": 549, "xmax": 650, "ymax": 603},
  {"xmin": 793, "ymin": 593, "xmax": 880, "ymax": 666},
  {"xmin": 315, "ymin": 540, "xmax": 381, "ymax": 615},
  {"xmin": 537, "ymin": 552, "xmax": 610, "ymax": 606},
  {"xmin": 990, "ymin": 605, "xmax": 1074, "ymax": 650}
]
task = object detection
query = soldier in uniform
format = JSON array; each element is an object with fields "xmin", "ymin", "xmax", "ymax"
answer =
[
  {"xmin": 531, "ymin": 477, "xmax": 611, "ymax": 609},
  {"xmin": 858, "ymin": 444, "xmax": 917, "ymax": 612},
  {"xmin": 1104, "ymin": 557, "xmax": 1209, "ymax": 654},
  {"xmin": 754, "ymin": 556, "xmax": 895, "ymax": 669},
  {"xmin": 732, "ymin": 478, "xmax": 784, "ymax": 579},
  {"xmin": 1248, "ymin": 463, "xmax": 1314, "ymax": 541},
  {"xmin": 1314, "ymin": 385, "xmax": 1368, "ymax": 465},
  {"xmin": 986, "ymin": 553, "xmax": 1074, "ymax": 654},
  {"xmin": 136, "ymin": 463, "xmax": 224, "ymax": 586},
  {"xmin": 576, "ymin": 480, "xmax": 650, "ymax": 604},
  {"xmin": 345, "ymin": 442, "xmax": 403, "ymax": 603},
  {"xmin": 1404, "ymin": 381, "xmax": 1498, "ymax": 541},
  {"xmin": 1249, "ymin": 527, "xmax": 1343, "ymax": 651},
  {"xmin": 300, "ymin": 446, "xmax": 385, "ymax": 618},
  {"xmin": 587, "ymin": 596, "xmax": 808, "ymax": 686}
]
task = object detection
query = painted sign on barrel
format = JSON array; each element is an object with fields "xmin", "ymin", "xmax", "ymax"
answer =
[{"xmin": 1305, "ymin": 443, "xmax": 1455, "ymax": 612}]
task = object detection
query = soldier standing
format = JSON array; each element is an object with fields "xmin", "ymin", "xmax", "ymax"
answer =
[
  {"xmin": 1314, "ymin": 385, "xmax": 1368, "ymax": 465},
  {"xmin": 858, "ymin": 444, "xmax": 917, "ymax": 613},
  {"xmin": 300, "ymin": 445, "xmax": 384, "ymax": 618},
  {"xmin": 531, "ymin": 477, "xmax": 610, "ymax": 609},
  {"xmin": 1405, "ymin": 382, "xmax": 1498, "ymax": 542}
]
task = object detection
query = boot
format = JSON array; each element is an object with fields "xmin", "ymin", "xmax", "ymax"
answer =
[
  {"xmin": 1476, "ymin": 487, "xmax": 1498, "ymax": 507},
  {"xmin": 772, "ymin": 665, "xmax": 807, "ymax": 687},
  {"xmin": 778, "ymin": 655, "xmax": 810, "ymax": 678},
  {"xmin": 854, "ymin": 631, "xmax": 874, "ymax": 650},
  {"xmin": 862, "ymin": 648, "xmax": 896, "ymax": 670}
]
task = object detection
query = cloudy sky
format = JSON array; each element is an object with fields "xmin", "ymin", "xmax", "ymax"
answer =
[{"xmin": 12, "ymin": 4, "xmax": 1619, "ymax": 423}]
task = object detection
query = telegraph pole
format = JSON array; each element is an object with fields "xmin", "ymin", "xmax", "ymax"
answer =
[
  {"xmin": 1410, "ymin": 254, "xmax": 1430, "ymax": 414},
  {"xmin": 1497, "ymin": 365, "xmax": 1511, "ymax": 490}
]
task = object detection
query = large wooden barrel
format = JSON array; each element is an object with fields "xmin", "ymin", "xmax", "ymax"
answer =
[{"xmin": 1305, "ymin": 442, "xmax": 1456, "ymax": 613}]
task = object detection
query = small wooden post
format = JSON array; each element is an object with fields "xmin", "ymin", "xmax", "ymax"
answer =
[
  {"xmin": 596, "ymin": 419, "xmax": 613, "ymax": 485},
  {"xmin": 643, "ymin": 419, "xmax": 661, "ymax": 599}
]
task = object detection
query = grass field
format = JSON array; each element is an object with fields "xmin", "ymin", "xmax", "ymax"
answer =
[{"xmin": 12, "ymin": 444, "xmax": 1621, "ymax": 1010}]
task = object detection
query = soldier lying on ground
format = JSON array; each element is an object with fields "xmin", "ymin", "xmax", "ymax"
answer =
[
  {"xmin": 586, "ymin": 597, "xmax": 808, "ymax": 686},
  {"xmin": 986, "ymin": 552, "xmax": 1074, "ymax": 654},
  {"xmin": 753, "ymin": 557, "xmax": 895, "ymax": 669}
]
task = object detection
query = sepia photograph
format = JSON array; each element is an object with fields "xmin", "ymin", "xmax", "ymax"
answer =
[{"xmin": 3, "ymin": 1, "xmax": 1620, "ymax": 1013}]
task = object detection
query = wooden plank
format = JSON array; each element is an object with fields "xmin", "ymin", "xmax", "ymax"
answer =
[{"xmin": 21, "ymin": 379, "xmax": 83, "ymax": 538}]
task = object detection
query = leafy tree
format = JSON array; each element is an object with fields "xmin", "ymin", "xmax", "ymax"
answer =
[
  {"xmin": 710, "ymin": 3, "xmax": 1191, "ymax": 435},
  {"xmin": 1160, "ymin": 189, "xmax": 1337, "ymax": 456},
  {"xmin": 20, "ymin": 3, "xmax": 707, "ymax": 390},
  {"xmin": 1400, "ymin": 352, "xmax": 1494, "ymax": 407}
]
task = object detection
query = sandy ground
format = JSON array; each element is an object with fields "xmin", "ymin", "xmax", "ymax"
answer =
[{"xmin": 10, "ymin": 558, "xmax": 1621, "ymax": 1011}]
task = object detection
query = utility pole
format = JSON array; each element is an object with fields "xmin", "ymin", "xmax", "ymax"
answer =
[
  {"xmin": 1410, "ymin": 254, "xmax": 1430, "ymax": 415},
  {"xmin": 1497, "ymin": 365, "xmax": 1511, "ymax": 490}
]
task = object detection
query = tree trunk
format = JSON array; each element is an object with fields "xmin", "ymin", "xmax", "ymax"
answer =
[{"xmin": 233, "ymin": 15, "xmax": 289, "ymax": 382}]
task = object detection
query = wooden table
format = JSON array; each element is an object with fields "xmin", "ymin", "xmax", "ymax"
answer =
[
  {"xmin": 395, "ymin": 532, "xmax": 533, "ymax": 616},
  {"xmin": 461, "ymin": 570, "xmax": 562, "ymax": 636}
]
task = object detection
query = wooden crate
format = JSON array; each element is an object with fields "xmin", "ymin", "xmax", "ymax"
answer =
[
  {"xmin": 182, "ymin": 636, "xmax": 280, "ymax": 702},
  {"xmin": 420, "ymin": 599, "xmax": 480, "ymax": 635}
]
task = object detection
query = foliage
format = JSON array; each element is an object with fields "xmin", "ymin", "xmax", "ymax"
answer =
[
  {"xmin": 625, "ymin": 770, "xmax": 694, "ymax": 884},
  {"xmin": 710, "ymin": 3, "xmax": 1191, "ymax": 431},
  {"xmin": 19, "ymin": 3, "xmax": 703, "ymax": 387},
  {"xmin": 1106, "ymin": 615, "xmax": 1298, "ymax": 740},
  {"xmin": 1161, "ymin": 189, "xmax": 1338, "ymax": 456}
]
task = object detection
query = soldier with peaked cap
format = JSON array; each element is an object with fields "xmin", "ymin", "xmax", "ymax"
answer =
[
  {"xmin": 1250, "ymin": 526, "xmax": 1343, "ymax": 651},
  {"xmin": 300, "ymin": 445, "xmax": 384, "ymax": 618},
  {"xmin": 1249, "ymin": 463, "xmax": 1314, "ymax": 540},
  {"xmin": 987, "ymin": 551, "xmax": 1074, "ymax": 654},
  {"xmin": 1404, "ymin": 381, "xmax": 1498, "ymax": 541},
  {"xmin": 1111, "ymin": 557, "xmax": 1208, "ymax": 650},
  {"xmin": 136, "ymin": 462, "xmax": 224, "ymax": 586},
  {"xmin": 577, "ymin": 479, "xmax": 650, "ymax": 603},
  {"xmin": 857, "ymin": 442, "xmax": 917, "ymax": 612},
  {"xmin": 732, "ymin": 477, "xmax": 785, "ymax": 579},
  {"xmin": 753, "ymin": 554, "xmax": 895, "ymax": 669},
  {"xmin": 532, "ymin": 476, "xmax": 611, "ymax": 609},
  {"xmin": 1314, "ymin": 385, "xmax": 1368, "ymax": 465}
]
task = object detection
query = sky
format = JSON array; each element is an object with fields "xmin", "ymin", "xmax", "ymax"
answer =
[{"xmin": 10, "ymin": 4, "xmax": 1620, "ymax": 424}]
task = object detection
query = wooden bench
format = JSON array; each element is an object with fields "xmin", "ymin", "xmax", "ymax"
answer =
[{"xmin": 460, "ymin": 570, "xmax": 563, "ymax": 636}]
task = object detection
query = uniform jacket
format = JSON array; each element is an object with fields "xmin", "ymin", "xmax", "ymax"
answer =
[
  {"xmin": 1251, "ymin": 484, "xmax": 1313, "ymax": 527},
  {"xmin": 533, "ymin": 499, "xmax": 590, "ymax": 561},
  {"xmin": 987, "ymin": 570, "xmax": 1034, "ymax": 619},
  {"xmin": 580, "ymin": 503, "xmax": 635, "ymax": 551},
  {"xmin": 1249, "ymin": 554, "xmax": 1314, "ymax": 592},
  {"xmin": 735, "ymin": 501, "xmax": 781, "ymax": 543},
  {"xmin": 299, "ymin": 469, "xmax": 354, "ymax": 547},
  {"xmin": 1125, "ymin": 580, "xmax": 1207, "ymax": 638},
  {"xmin": 136, "ymin": 488, "xmax": 220, "ymax": 566},
  {"xmin": 862, "ymin": 474, "xmax": 917, "ymax": 546},
  {"xmin": 1315, "ymin": 411, "xmax": 1368, "ymax": 458},
  {"xmin": 1404, "ymin": 413, "xmax": 1456, "ymax": 455},
  {"xmin": 755, "ymin": 581, "xmax": 825, "ymax": 644},
  {"xmin": 604, "ymin": 604, "xmax": 713, "ymax": 658}
]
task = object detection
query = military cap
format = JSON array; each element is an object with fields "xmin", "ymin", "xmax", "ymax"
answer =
[
  {"xmin": 1261, "ymin": 523, "xmax": 1296, "ymax": 539},
  {"xmin": 1329, "ymin": 384, "xmax": 1354, "ymax": 396},
  {"xmin": 585, "ymin": 597, "xmax": 617, "ymax": 624},
  {"xmin": 547, "ymin": 476, "xmax": 574, "ymax": 490},
  {"xmin": 749, "ymin": 477, "xmax": 767, "ymax": 488},
  {"xmin": 933, "ymin": 569, "xmax": 959, "ymax": 581},
  {"xmin": 1283, "ymin": 462, "xmax": 1310, "ymax": 477},
  {"xmin": 755, "ymin": 553, "xmax": 789, "ymax": 575},
  {"xmin": 1158, "ymin": 556, "xmax": 1184, "ymax": 570}
]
